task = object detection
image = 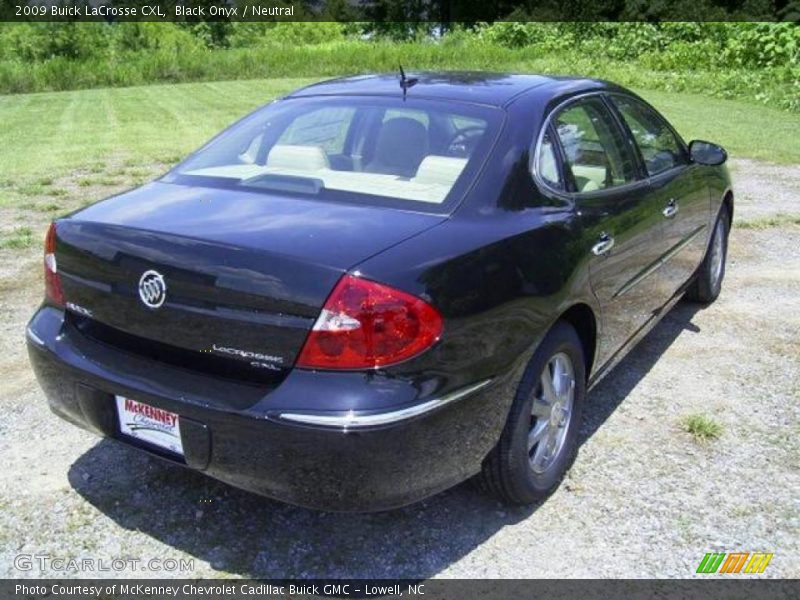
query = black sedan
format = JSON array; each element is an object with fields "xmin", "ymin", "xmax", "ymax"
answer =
[{"xmin": 27, "ymin": 72, "xmax": 732, "ymax": 511}]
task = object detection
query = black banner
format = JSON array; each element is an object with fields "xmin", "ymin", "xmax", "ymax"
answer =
[
  {"xmin": 5, "ymin": 579, "xmax": 800, "ymax": 600},
  {"xmin": 0, "ymin": 0, "xmax": 798, "ymax": 23}
]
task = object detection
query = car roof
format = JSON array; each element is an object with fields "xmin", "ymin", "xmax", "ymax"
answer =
[{"xmin": 284, "ymin": 72, "xmax": 620, "ymax": 108}]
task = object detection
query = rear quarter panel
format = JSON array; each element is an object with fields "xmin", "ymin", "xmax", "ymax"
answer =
[{"xmin": 355, "ymin": 95, "xmax": 601, "ymax": 401}]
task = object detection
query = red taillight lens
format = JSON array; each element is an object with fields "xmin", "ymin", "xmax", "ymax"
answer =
[
  {"xmin": 296, "ymin": 274, "xmax": 443, "ymax": 370},
  {"xmin": 44, "ymin": 222, "xmax": 65, "ymax": 307}
]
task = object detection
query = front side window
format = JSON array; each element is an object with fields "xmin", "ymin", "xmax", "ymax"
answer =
[
  {"xmin": 553, "ymin": 98, "xmax": 637, "ymax": 193},
  {"xmin": 611, "ymin": 95, "xmax": 688, "ymax": 176},
  {"xmin": 165, "ymin": 97, "xmax": 502, "ymax": 212}
]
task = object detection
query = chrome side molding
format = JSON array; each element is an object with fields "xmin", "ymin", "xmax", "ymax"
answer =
[{"xmin": 278, "ymin": 378, "xmax": 493, "ymax": 429}]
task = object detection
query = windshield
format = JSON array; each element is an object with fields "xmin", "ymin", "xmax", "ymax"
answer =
[{"xmin": 163, "ymin": 96, "xmax": 503, "ymax": 212}]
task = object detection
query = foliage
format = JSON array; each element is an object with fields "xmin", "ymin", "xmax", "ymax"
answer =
[
  {"xmin": 0, "ymin": 22, "xmax": 205, "ymax": 60},
  {"xmin": 478, "ymin": 21, "xmax": 574, "ymax": 51},
  {"xmin": 476, "ymin": 21, "xmax": 800, "ymax": 70},
  {"xmin": 723, "ymin": 22, "xmax": 800, "ymax": 68},
  {"xmin": 228, "ymin": 22, "xmax": 345, "ymax": 48},
  {"xmin": 0, "ymin": 23, "xmax": 112, "ymax": 61},
  {"xmin": 0, "ymin": 22, "xmax": 797, "ymax": 112},
  {"xmin": 112, "ymin": 23, "xmax": 207, "ymax": 54}
]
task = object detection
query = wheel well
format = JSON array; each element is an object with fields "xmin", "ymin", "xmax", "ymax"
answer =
[
  {"xmin": 722, "ymin": 190, "xmax": 734, "ymax": 226},
  {"xmin": 559, "ymin": 304, "xmax": 597, "ymax": 380}
]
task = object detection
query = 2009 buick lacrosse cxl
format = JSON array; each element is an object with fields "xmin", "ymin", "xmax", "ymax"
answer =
[{"xmin": 27, "ymin": 72, "xmax": 732, "ymax": 511}]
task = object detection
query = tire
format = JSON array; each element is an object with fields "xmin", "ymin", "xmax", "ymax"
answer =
[
  {"xmin": 685, "ymin": 205, "xmax": 730, "ymax": 304},
  {"xmin": 479, "ymin": 321, "xmax": 586, "ymax": 505}
]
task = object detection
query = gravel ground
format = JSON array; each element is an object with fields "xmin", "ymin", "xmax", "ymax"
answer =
[{"xmin": 0, "ymin": 159, "xmax": 797, "ymax": 579}]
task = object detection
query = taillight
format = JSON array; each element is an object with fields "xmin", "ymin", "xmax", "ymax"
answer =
[
  {"xmin": 296, "ymin": 274, "xmax": 443, "ymax": 370},
  {"xmin": 44, "ymin": 222, "xmax": 65, "ymax": 307}
]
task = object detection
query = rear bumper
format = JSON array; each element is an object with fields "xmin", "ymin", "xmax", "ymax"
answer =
[{"xmin": 26, "ymin": 306, "xmax": 512, "ymax": 511}]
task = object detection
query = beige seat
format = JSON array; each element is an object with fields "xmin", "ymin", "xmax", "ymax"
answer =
[
  {"xmin": 572, "ymin": 165, "xmax": 605, "ymax": 192},
  {"xmin": 574, "ymin": 177, "xmax": 600, "ymax": 192},
  {"xmin": 266, "ymin": 145, "xmax": 329, "ymax": 171},
  {"xmin": 414, "ymin": 156, "xmax": 467, "ymax": 186}
]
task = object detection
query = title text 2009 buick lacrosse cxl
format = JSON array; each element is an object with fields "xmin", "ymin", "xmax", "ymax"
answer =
[{"xmin": 27, "ymin": 73, "xmax": 732, "ymax": 511}]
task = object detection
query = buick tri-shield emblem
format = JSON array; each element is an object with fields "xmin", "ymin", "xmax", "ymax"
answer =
[{"xmin": 138, "ymin": 270, "xmax": 167, "ymax": 308}]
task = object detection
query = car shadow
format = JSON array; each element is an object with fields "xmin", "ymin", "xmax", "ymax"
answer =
[
  {"xmin": 69, "ymin": 300, "xmax": 703, "ymax": 579},
  {"xmin": 579, "ymin": 301, "xmax": 702, "ymax": 445}
]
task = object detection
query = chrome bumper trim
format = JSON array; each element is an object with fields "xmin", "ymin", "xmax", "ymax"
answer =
[{"xmin": 278, "ymin": 378, "xmax": 493, "ymax": 429}]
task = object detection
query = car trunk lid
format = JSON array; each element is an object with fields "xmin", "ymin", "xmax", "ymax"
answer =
[{"xmin": 55, "ymin": 182, "xmax": 444, "ymax": 385}]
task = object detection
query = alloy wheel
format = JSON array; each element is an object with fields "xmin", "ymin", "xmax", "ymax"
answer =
[
  {"xmin": 710, "ymin": 218, "xmax": 725, "ymax": 287},
  {"xmin": 528, "ymin": 352, "xmax": 576, "ymax": 474}
]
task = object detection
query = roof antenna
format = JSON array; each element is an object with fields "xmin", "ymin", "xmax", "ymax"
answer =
[{"xmin": 399, "ymin": 64, "xmax": 418, "ymax": 101}]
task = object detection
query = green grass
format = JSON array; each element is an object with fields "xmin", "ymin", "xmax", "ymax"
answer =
[
  {"xmin": 34, "ymin": 202, "xmax": 62, "ymax": 212},
  {"xmin": 735, "ymin": 214, "xmax": 800, "ymax": 229},
  {"xmin": 0, "ymin": 78, "xmax": 313, "ymax": 181},
  {"xmin": 634, "ymin": 89, "xmax": 800, "ymax": 165},
  {"xmin": 0, "ymin": 226, "xmax": 34, "ymax": 249},
  {"xmin": 0, "ymin": 76, "xmax": 797, "ymax": 185},
  {"xmin": 681, "ymin": 414, "xmax": 724, "ymax": 442}
]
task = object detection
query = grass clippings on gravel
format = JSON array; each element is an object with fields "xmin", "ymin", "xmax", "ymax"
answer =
[
  {"xmin": 736, "ymin": 214, "xmax": 800, "ymax": 230},
  {"xmin": 681, "ymin": 414, "xmax": 724, "ymax": 442}
]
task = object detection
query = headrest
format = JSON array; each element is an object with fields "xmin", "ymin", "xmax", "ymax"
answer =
[
  {"xmin": 371, "ymin": 118, "xmax": 429, "ymax": 175},
  {"xmin": 414, "ymin": 156, "xmax": 467, "ymax": 185},
  {"xmin": 267, "ymin": 144, "xmax": 329, "ymax": 171}
]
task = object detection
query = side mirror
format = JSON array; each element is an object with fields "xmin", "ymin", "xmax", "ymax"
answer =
[{"xmin": 689, "ymin": 140, "xmax": 727, "ymax": 166}]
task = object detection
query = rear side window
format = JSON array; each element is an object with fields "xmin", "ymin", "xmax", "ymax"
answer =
[
  {"xmin": 553, "ymin": 98, "xmax": 638, "ymax": 193},
  {"xmin": 537, "ymin": 130, "xmax": 563, "ymax": 190},
  {"xmin": 611, "ymin": 96, "xmax": 688, "ymax": 176}
]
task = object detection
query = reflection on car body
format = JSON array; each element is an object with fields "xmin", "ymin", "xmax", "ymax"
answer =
[{"xmin": 27, "ymin": 72, "xmax": 733, "ymax": 511}]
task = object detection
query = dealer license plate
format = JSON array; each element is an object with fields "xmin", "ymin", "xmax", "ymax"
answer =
[{"xmin": 115, "ymin": 396, "xmax": 184, "ymax": 456}]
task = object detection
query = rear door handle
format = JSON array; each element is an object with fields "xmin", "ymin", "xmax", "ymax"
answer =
[
  {"xmin": 592, "ymin": 233, "xmax": 615, "ymax": 256},
  {"xmin": 663, "ymin": 198, "xmax": 679, "ymax": 218}
]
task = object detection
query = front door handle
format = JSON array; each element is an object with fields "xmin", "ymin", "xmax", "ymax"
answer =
[
  {"xmin": 663, "ymin": 198, "xmax": 679, "ymax": 218},
  {"xmin": 592, "ymin": 233, "xmax": 615, "ymax": 256}
]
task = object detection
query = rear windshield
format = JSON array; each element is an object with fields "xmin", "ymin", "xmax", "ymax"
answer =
[{"xmin": 163, "ymin": 96, "xmax": 503, "ymax": 213}]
